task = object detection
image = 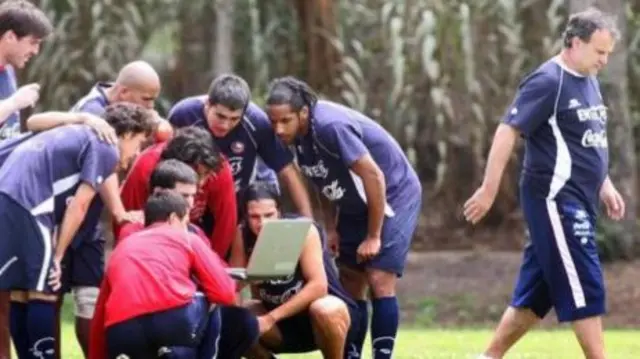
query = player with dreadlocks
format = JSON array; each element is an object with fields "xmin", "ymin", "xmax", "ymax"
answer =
[{"xmin": 264, "ymin": 76, "xmax": 422, "ymax": 359}]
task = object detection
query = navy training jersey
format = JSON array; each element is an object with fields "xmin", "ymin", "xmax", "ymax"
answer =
[
  {"xmin": 71, "ymin": 82, "xmax": 111, "ymax": 115},
  {"xmin": 242, "ymin": 214, "xmax": 355, "ymax": 310},
  {"xmin": 0, "ymin": 65, "xmax": 20, "ymax": 140},
  {"xmin": 0, "ymin": 125, "xmax": 119, "ymax": 235},
  {"xmin": 69, "ymin": 82, "xmax": 113, "ymax": 246},
  {"xmin": 504, "ymin": 57, "xmax": 608, "ymax": 214},
  {"xmin": 294, "ymin": 100, "xmax": 422, "ymax": 218},
  {"xmin": 167, "ymin": 96, "xmax": 290, "ymax": 193}
]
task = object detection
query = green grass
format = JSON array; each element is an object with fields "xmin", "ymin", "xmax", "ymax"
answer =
[{"xmin": 44, "ymin": 299, "xmax": 640, "ymax": 358}]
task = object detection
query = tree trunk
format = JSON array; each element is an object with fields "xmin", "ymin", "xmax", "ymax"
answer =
[
  {"xmin": 291, "ymin": 0, "xmax": 339, "ymax": 95},
  {"xmin": 569, "ymin": 0, "xmax": 638, "ymax": 258},
  {"xmin": 213, "ymin": 0, "xmax": 234, "ymax": 76}
]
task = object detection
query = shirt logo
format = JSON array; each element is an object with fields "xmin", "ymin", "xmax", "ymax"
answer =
[
  {"xmin": 228, "ymin": 156, "xmax": 243, "ymax": 176},
  {"xmin": 568, "ymin": 98, "xmax": 581, "ymax": 109},
  {"xmin": 581, "ymin": 129, "xmax": 608, "ymax": 148},
  {"xmin": 322, "ymin": 180, "xmax": 345, "ymax": 201},
  {"xmin": 231, "ymin": 141, "xmax": 245, "ymax": 154},
  {"xmin": 577, "ymin": 105, "xmax": 607, "ymax": 124},
  {"xmin": 300, "ymin": 160, "xmax": 329, "ymax": 179}
]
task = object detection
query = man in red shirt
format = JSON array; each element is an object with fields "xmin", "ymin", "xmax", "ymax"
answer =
[
  {"xmin": 118, "ymin": 126, "xmax": 237, "ymax": 257},
  {"xmin": 118, "ymin": 159, "xmax": 207, "ymax": 242},
  {"xmin": 114, "ymin": 160, "xmax": 261, "ymax": 359},
  {"xmin": 90, "ymin": 191, "xmax": 236, "ymax": 358}
]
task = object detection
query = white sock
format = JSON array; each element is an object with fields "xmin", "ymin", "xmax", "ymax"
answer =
[{"xmin": 476, "ymin": 355, "xmax": 494, "ymax": 359}]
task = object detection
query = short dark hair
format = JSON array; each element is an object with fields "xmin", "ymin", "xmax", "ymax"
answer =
[
  {"xmin": 150, "ymin": 159, "xmax": 198, "ymax": 190},
  {"xmin": 144, "ymin": 190, "xmax": 189, "ymax": 227},
  {"xmin": 207, "ymin": 74, "xmax": 251, "ymax": 111},
  {"xmin": 240, "ymin": 181, "xmax": 282, "ymax": 216},
  {"xmin": 266, "ymin": 76, "xmax": 318, "ymax": 112},
  {"xmin": 563, "ymin": 7, "xmax": 620, "ymax": 48},
  {"xmin": 103, "ymin": 103, "xmax": 155, "ymax": 137},
  {"xmin": 160, "ymin": 127, "xmax": 223, "ymax": 172},
  {"xmin": 0, "ymin": 0, "xmax": 52, "ymax": 39}
]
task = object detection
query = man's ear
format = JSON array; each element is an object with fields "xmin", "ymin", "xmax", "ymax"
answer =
[{"xmin": 300, "ymin": 105, "xmax": 309, "ymax": 121}]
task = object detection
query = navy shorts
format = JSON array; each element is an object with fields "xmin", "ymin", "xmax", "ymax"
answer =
[
  {"xmin": 337, "ymin": 198, "xmax": 421, "ymax": 276},
  {"xmin": 106, "ymin": 294, "xmax": 209, "ymax": 358},
  {"xmin": 511, "ymin": 190, "xmax": 606, "ymax": 322},
  {"xmin": 267, "ymin": 301, "xmax": 360, "ymax": 354},
  {"xmin": 61, "ymin": 237, "xmax": 104, "ymax": 293},
  {"xmin": 0, "ymin": 193, "xmax": 55, "ymax": 293}
]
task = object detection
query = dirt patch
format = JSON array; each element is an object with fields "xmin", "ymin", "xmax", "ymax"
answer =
[{"xmin": 397, "ymin": 251, "xmax": 640, "ymax": 328}]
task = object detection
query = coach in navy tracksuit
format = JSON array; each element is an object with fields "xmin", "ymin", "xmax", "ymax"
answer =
[{"xmin": 464, "ymin": 8, "xmax": 623, "ymax": 359}]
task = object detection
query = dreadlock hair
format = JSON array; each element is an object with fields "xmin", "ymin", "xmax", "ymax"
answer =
[{"xmin": 265, "ymin": 76, "xmax": 318, "ymax": 112}]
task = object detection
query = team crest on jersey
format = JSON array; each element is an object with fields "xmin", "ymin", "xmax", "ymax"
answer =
[
  {"xmin": 231, "ymin": 141, "xmax": 245, "ymax": 154},
  {"xmin": 228, "ymin": 156, "xmax": 243, "ymax": 176}
]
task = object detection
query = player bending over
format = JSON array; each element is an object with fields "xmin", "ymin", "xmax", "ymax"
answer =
[
  {"xmin": 119, "ymin": 126, "xmax": 237, "ymax": 257},
  {"xmin": 0, "ymin": 103, "xmax": 153, "ymax": 358},
  {"xmin": 167, "ymin": 74, "xmax": 312, "ymax": 216},
  {"xmin": 23, "ymin": 106, "xmax": 144, "ymax": 359},
  {"xmin": 265, "ymin": 77, "xmax": 422, "ymax": 359},
  {"xmin": 230, "ymin": 183, "xmax": 361, "ymax": 359}
]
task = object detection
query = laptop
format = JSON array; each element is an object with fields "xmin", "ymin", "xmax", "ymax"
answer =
[{"xmin": 226, "ymin": 218, "xmax": 312, "ymax": 281}]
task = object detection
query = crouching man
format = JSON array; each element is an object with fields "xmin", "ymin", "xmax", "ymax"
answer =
[{"xmin": 230, "ymin": 183, "xmax": 364, "ymax": 359}]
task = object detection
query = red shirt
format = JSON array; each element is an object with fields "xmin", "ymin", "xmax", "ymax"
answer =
[
  {"xmin": 119, "ymin": 222, "xmax": 209, "ymax": 244},
  {"xmin": 89, "ymin": 224, "xmax": 236, "ymax": 359},
  {"xmin": 117, "ymin": 142, "xmax": 237, "ymax": 257}
]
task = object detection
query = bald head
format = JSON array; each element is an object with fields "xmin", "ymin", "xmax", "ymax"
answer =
[{"xmin": 112, "ymin": 61, "xmax": 161, "ymax": 109}]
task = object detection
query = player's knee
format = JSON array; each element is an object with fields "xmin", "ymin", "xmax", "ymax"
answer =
[
  {"xmin": 309, "ymin": 296, "xmax": 350, "ymax": 331},
  {"xmin": 366, "ymin": 268, "xmax": 396, "ymax": 297},
  {"xmin": 339, "ymin": 265, "xmax": 368, "ymax": 300},
  {"xmin": 72, "ymin": 286, "xmax": 99, "ymax": 319}
]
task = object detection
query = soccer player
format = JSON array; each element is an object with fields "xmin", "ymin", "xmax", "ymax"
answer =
[
  {"xmin": 71, "ymin": 60, "xmax": 160, "ymax": 113},
  {"xmin": 118, "ymin": 159, "xmax": 208, "ymax": 241},
  {"xmin": 24, "ymin": 61, "xmax": 162, "ymax": 357},
  {"xmin": 119, "ymin": 126, "xmax": 237, "ymax": 257},
  {"xmin": 463, "ymin": 9, "xmax": 622, "ymax": 359},
  {"xmin": 89, "ymin": 191, "xmax": 237, "ymax": 359},
  {"xmin": 265, "ymin": 77, "xmax": 422, "ymax": 359},
  {"xmin": 0, "ymin": 3, "xmax": 51, "ymax": 354},
  {"xmin": 230, "ymin": 183, "xmax": 360, "ymax": 359},
  {"xmin": 0, "ymin": 103, "xmax": 153, "ymax": 359},
  {"xmin": 167, "ymin": 74, "xmax": 312, "ymax": 217},
  {"xmin": 24, "ymin": 111, "xmax": 126, "ymax": 359},
  {"xmin": 0, "ymin": 0, "xmax": 51, "ymax": 142}
]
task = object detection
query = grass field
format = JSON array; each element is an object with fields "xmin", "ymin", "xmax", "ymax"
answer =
[{"xmin": 47, "ymin": 299, "xmax": 640, "ymax": 358}]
